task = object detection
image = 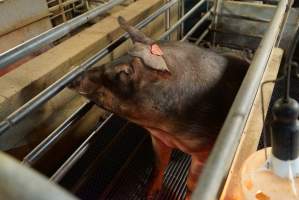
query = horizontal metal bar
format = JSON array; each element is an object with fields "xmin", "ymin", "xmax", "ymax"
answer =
[
  {"xmin": 191, "ymin": 0, "xmax": 289, "ymax": 199},
  {"xmin": 211, "ymin": 28, "xmax": 263, "ymax": 39},
  {"xmin": 50, "ymin": 114, "xmax": 113, "ymax": 182},
  {"xmin": 160, "ymin": 0, "xmax": 206, "ymax": 40},
  {"xmin": 181, "ymin": 10, "xmax": 212, "ymax": 41},
  {"xmin": 217, "ymin": 12, "xmax": 271, "ymax": 23},
  {"xmin": 0, "ymin": 0, "xmax": 178, "ymax": 136},
  {"xmin": 22, "ymin": 102, "xmax": 94, "ymax": 165},
  {"xmin": 0, "ymin": 0, "xmax": 126, "ymax": 69}
]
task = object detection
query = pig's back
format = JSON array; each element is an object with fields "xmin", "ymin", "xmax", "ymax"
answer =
[{"xmin": 156, "ymin": 41, "xmax": 248, "ymax": 138}]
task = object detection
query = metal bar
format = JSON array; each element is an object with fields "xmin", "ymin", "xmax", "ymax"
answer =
[
  {"xmin": 22, "ymin": 102, "xmax": 94, "ymax": 165},
  {"xmin": 0, "ymin": 0, "xmax": 178, "ymax": 136},
  {"xmin": 165, "ymin": 0, "xmax": 171, "ymax": 40},
  {"xmin": 160, "ymin": 0, "xmax": 206, "ymax": 40},
  {"xmin": 179, "ymin": 0, "xmax": 185, "ymax": 39},
  {"xmin": 212, "ymin": 0, "xmax": 223, "ymax": 46},
  {"xmin": 50, "ymin": 4, "xmax": 85, "ymax": 20},
  {"xmin": 58, "ymin": 0, "xmax": 67, "ymax": 22},
  {"xmin": 181, "ymin": 10, "xmax": 212, "ymax": 41},
  {"xmin": 195, "ymin": 28, "xmax": 209, "ymax": 45},
  {"xmin": 0, "ymin": 151, "xmax": 78, "ymax": 200},
  {"xmin": 49, "ymin": 0, "xmax": 81, "ymax": 12},
  {"xmin": 191, "ymin": 0, "xmax": 289, "ymax": 199},
  {"xmin": 0, "ymin": 0, "xmax": 126, "ymax": 69},
  {"xmin": 276, "ymin": 0, "xmax": 294, "ymax": 45},
  {"xmin": 50, "ymin": 114, "xmax": 113, "ymax": 182}
]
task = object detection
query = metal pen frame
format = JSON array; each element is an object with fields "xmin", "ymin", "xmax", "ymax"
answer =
[
  {"xmin": 0, "ymin": 0, "xmax": 286, "ymax": 199},
  {"xmin": 0, "ymin": 0, "xmax": 126, "ymax": 69},
  {"xmin": 192, "ymin": 0, "xmax": 289, "ymax": 199}
]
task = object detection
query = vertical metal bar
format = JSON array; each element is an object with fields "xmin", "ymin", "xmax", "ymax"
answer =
[
  {"xmin": 180, "ymin": 0, "xmax": 185, "ymax": 39},
  {"xmin": 165, "ymin": 0, "xmax": 171, "ymax": 40},
  {"xmin": 160, "ymin": 0, "xmax": 206, "ymax": 40},
  {"xmin": 191, "ymin": 0, "xmax": 289, "ymax": 199},
  {"xmin": 212, "ymin": 0, "xmax": 223, "ymax": 46},
  {"xmin": 58, "ymin": 0, "xmax": 67, "ymax": 22}
]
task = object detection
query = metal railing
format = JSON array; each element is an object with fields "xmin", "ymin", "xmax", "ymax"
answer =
[
  {"xmin": 0, "ymin": 0, "xmax": 126, "ymax": 69},
  {"xmin": 0, "ymin": 0, "xmax": 179, "ymax": 136},
  {"xmin": 22, "ymin": 101, "xmax": 94, "ymax": 165},
  {"xmin": 192, "ymin": 0, "xmax": 290, "ymax": 199},
  {"xmin": 0, "ymin": 0, "xmax": 223, "ymax": 198},
  {"xmin": 19, "ymin": 0, "xmax": 211, "ymax": 169}
]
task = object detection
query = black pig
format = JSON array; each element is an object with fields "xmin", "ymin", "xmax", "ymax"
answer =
[{"xmin": 69, "ymin": 16, "xmax": 248, "ymax": 199}]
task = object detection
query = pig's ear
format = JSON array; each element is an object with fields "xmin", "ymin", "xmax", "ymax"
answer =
[
  {"xmin": 118, "ymin": 16, "xmax": 154, "ymax": 45},
  {"xmin": 129, "ymin": 43, "xmax": 170, "ymax": 73}
]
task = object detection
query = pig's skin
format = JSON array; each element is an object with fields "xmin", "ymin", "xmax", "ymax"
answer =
[{"xmin": 70, "ymin": 16, "xmax": 248, "ymax": 199}]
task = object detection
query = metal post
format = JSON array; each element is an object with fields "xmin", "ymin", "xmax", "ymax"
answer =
[
  {"xmin": 180, "ymin": 0, "xmax": 185, "ymax": 39},
  {"xmin": 160, "ymin": 0, "xmax": 206, "ymax": 40},
  {"xmin": 191, "ymin": 0, "xmax": 289, "ymax": 199},
  {"xmin": 165, "ymin": 0, "xmax": 171, "ymax": 40},
  {"xmin": 212, "ymin": 0, "xmax": 223, "ymax": 46},
  {"xmin": 0, "ymin": 0, "xmax": 126, "ymax": 69},
  {"xmin": 0, "ymin": 0, "xmax": 178, "ymax": 136}
]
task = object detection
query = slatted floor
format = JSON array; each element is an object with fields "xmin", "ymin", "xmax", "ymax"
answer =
[{"xmin": 58, "ymin": 115, "xmax": 191, "ymax": 200}]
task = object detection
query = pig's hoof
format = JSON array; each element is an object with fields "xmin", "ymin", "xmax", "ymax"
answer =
[
  {"xmin": 146, "ymin": 183, "xmax": 161, "ymax": 200},
  {"xmin": 185, "ymin": 189, "xmax": 192, "ymax": 200},
  {"xmin": 146, "ymin": 177, "xmax": 162, "ymax": 200}
]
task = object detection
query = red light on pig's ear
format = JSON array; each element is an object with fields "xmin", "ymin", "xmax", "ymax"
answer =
[{"xmin": 150, "ymin": 44, "xmax": 163, "ymax": 56}]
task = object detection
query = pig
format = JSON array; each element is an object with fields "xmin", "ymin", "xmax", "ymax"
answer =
[{"xmin": 69, "ymin": 16, "xmax": 249, "ymax": 199}]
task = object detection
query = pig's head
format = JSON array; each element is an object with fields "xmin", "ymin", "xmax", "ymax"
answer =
[{"xmin": 69, "ymin": 16, "xmax": 172, "ymax": 125}]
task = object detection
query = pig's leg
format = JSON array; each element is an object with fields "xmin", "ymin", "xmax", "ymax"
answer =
[
  {"xmin": 186, "ymin": 150, "xmax": 211, "ymax": 200},
  {"xmin": 147, "ymin": 136, "xmax": 173, "ymax": 199}
]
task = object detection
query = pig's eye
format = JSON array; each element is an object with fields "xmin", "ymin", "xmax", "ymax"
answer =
[{"xmin": 116, "ymin": 71, "xmax": 131, "ymax": 84}]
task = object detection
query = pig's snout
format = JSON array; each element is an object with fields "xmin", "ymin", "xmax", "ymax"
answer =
[
  {"xmin": 69, "ymin": 76, "xmax": 83, "ymax": 89},
  {"xmin": 69, "ymin": 72, "xmax": 103, "ymax": 97}
]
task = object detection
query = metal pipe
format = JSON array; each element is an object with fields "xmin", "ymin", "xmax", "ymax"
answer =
[
  {"xmin": 212, "ymin": 0, "xmax": 223, "ymax": 46},
  {"xmin": 181, "ymin": 10, "xmax": 211, "ymax": 41},
  {"xmin": 195, "ymin": 27, "xmax": 209, "ymax": 45},
  {"xmin": 179, "ymin": 0, "xmax": 185, "ymax": 39},
  {"xmin": 160, "ymin": 0, "xmax": 206, "ymax": 40},
  {"xmin": 0, "ymin": 0, "xmax": 126, "ymax": 69},
  {"xmin": 0, "ymin": 151, "xmax": 78, "ymax": 200},
  {"xmin": 50, "ymin": 114, "xmax": 113, "ymax": 182},
  {"xmin": 22, "ymin": 102, "xmax": 94, "ymax": 165},
  {"xmin": 165, "ymin": 0, "xmax": 171, "ymax": 40},
  {"xmin": 191, "ymin": 0, "xmax": 289, "ymax": 199},
  {"xmin": 0, "ymin": 0, "xmax": 178, "ymax": 136}
]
